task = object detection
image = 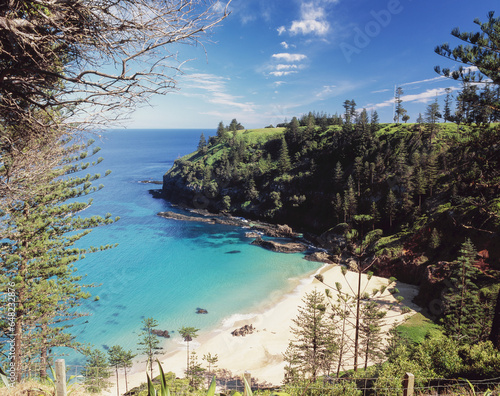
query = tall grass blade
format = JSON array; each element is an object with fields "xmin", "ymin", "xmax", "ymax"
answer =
[{"xmin": 206, "ymin": 375, "xmax": 216, "ymax": 396}]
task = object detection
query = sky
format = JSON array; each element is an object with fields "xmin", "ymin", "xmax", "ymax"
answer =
[{"xmin": 127, "ymin": 0, "xmax": 499, "ymax": 130}]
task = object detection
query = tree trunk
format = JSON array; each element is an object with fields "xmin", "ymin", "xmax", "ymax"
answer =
[
  {"xmin": 353, "ymin": 268, "xmax": 362, "ymax": 371},
  {"xmin": 40, "ymin": 343, "xmax": 47, "ymax": 379},
  {"xmin": 14, "ymin": 310, "xmax": 23, "ymax": 383},
  {"xmin": 489, "ymin": 290, "xmax": 500, "ymax": 349},
  {"xmin": 124, "ymin": 366, "xmax": 128, "ymax": 393},
  {"xmin": 336, "ymin": 313, "xmax": 346, "ymax": 378},
  {"xmin": 115, "ymin": 366, "xmax": 119, "ymax": 396}
]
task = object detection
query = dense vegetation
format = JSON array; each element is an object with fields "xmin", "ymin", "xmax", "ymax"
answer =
[
  {"xmin": 162, "ymin": 14, "xmax": 500, "ymax": 385},
  {"xmin": 164, "ymin": 116, "xmax": 499, "ymax": 286}
]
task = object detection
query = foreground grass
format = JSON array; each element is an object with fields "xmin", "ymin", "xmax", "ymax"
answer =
[
  {"xmin": 396, "ymin": 312, "xmax": 443, "ymax": 343},
  {"xmin": 0, "ymin": 380, "xmax": 95, "ymax": 396}
]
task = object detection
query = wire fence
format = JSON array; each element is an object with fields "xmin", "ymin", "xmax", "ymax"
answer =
[{"xmin": 11, "ymin": 362, "xmax": 500, "ymax": 395}]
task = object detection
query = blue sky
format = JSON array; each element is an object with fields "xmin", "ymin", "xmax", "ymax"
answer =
[{"xmin": 128, "ymin": 0, "xmax": 499, "ymax": 129}]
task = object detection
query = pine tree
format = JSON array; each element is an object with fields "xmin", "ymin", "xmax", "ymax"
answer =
[
  {"xmin": 137, "ymin": 317, "xmax": 164, "ymax": 379},
  {"xmin": 216, "ymin": 121, "xmax": 226, "ymax": 141},
  {"xmin": 343, "ymin": 99, "xmax": 352, "ymax": 124},
  {"xmin": 425, "ymin": 153, "xmax": 438, "ymax": 197},
  {"xmin": 385, "ymin": 190, "xmax": 397, "ymax": 228},
  {"xmin": 198, "ymin": 133, "xmax": 207, "ymax": 152},
  {"xmin": 82, "ymin": 349, "xmax": 111, "ymax": 394},
  {"xmin": 370, "ymin": 110, "xmax": 380, "ymax": 132},
  {"xmin": 360, "ymin": 301, "xmax": 387, "ymax": 370},
  {"xmin": 333, "ymin": 161, "xmax": 344, "ymax": 186},
  {"xmin": 120, "ymin": 349, "xmax": 135, "ymax": 394},
  {"xmin": 443, "ymin": 238, "xmax": 482, "ymax": 344},
  {"xmin": 414, "ymin": 167, "xmax": 427, "ymax": 209},
  {"xmin": 370, "ymin": 201, "xmax": 381, "ymax": 230},
  {"xmin": 435, "ymin": 11, "xmax": 500, "ymax": 88},
  {"xmin": 358, "ymin": 108, "xmax": 369, "ymax": 129},
  {"xmin": 278, "ymin": 136, "xmax": 292, "ymax": 173},
  {"xmin": 320, "ymin": 280, "xmax": 356, "ymax": 378},
  {"xmin": 284, "ymin": 289, "xmax": 337, "ymax": 383},
  {"xmin": 285, "ymin": 116, "xmax": 301, "ymax": 145},
  {"xmin": 344, "ymin": 176, "xmax": 357, "ymax": 222},
  {"xmin": 333, "ymin": 193, "xmax": 343, "ymax": 224},
  {"xmin": 353, "ymin": 157, "xmax": 363, "ymax": 196},
  {"xmin": 202, "ymin": 352, "xmax": 219, "ymax": 378},
  {"xmin": 443, "ymin": 87, "xmax": 454, "ymax": 122},
  {"xmin": 394, "ymin": 87, "xmax": 405, "ymax": 124},
  {"xmin": 1, "ymin": 137, "xmax": 116, "ymax": 381},
  {"xmin": 108, "ymin": 345, "xmax": 126, "ymax": 396}
]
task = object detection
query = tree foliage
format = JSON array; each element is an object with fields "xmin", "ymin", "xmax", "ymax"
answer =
[
  {"xmin": 284, "ymin": 289, "xmax": 337, "ymax": 383},
  {"xmin": 137, "ymin": 318, "xmax": 164, "ymax": 379}
]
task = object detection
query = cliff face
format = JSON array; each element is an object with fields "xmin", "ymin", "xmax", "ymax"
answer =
[{"xmin": 161, "ymin": 124, "xmax": 500, "ymax": 307}]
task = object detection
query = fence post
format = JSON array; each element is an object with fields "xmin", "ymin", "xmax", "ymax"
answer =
[
  {"xmin": 55, "ymin": 359, "xmax": 67, "ymax": 396},
  {"xmin": 243, "ymin": 371, "xmax": 252, "ymax": 396},
  {"xmin": 403, "ymin": 372, "xmax": 414, "ymax": 396}
]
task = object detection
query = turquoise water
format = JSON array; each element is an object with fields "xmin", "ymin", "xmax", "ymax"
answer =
[{"xmin": 65, "ymin": 129, "xmax": 321, "ymax": 365}]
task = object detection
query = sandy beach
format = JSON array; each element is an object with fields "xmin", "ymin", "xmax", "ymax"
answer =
[{"xmin": 104, "ymin": 263, "xmax": 420, "ymax": 395}]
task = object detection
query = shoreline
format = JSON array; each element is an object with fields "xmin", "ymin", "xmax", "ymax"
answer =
[{"xmin": 103, "ymin": 263, "xmax": 420, "ymax": 395}]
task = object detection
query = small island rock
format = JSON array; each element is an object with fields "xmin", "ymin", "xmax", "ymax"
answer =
[
  {"xmin": 231, "ymin": 324, "xmax": 255, "ymax": 337},
  {"xmin": 151, "ymin": 329, "xmax": 170, "ymax": 338}
]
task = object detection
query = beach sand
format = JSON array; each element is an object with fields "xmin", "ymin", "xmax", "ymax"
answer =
[{"xmin": 104, "ymin": 263, "xmax": 420, "ymax": 395}]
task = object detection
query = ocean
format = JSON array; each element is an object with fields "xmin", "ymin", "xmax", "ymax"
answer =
[{"xmin": 64, "ymin": 129, "xmax": 321, "ymax": 366}]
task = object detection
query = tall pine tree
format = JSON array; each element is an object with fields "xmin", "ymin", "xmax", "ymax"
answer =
[{"xmin": 0, "ymin": 136, "xmax": 117, "ymax": 381}]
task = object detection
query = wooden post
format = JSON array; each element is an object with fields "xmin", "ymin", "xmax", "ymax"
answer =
[
  {"xmin": 55, "ymin": 359, "xmax": 67, "ymax": 396},
  {"xmin": 243, "ymin": 371, "xmax": 251, "ymax": 396},
  {"xmin": 403, "ymin": 372, "xmax": 414, "ymax": 396}
]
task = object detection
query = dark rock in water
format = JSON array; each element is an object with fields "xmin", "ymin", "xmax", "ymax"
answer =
[
  {"xmin": 151, "ymin": 329, "xmax": 170, "ymax": 338},
  {"xmin": 304, "ymin": 251, "xmax": 336, "ymax": 264},
  {"xmin": 251, "ymin": 236, "xmax": 307, "ymax": 253},
  {"xmin": 157, "ymin": 211, "xmax": 299, "ymax": 238},
  {"xmin": 139, "ymin": 180, "xmax": 163, "ymax": 184},
  {"xmin": 245, "ymin": 232, "xmax": 261, "ymax": 238},
  {"xmin": 196, "ymin": 308, "xmax": 208, "ymax": 314},
  {"xmin": 231, "ymin": 324, "xmax": 255, "ymax": 337},
  {"xmin": 225, "ymin": 250, "xmax": 241, "ymax": 254}
]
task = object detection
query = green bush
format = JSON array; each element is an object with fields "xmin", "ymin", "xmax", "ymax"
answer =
[
  {"xmin": 459, "ymin": 341, "xmax": 500, "ymax": 378},
  {"xmin": 414, "ymin": 333, "xmax": 462, "ymax": 377}
]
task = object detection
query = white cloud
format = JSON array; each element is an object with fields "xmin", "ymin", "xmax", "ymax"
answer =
[
  {"xmin": 212, "ymin": 1, "xmax": 226, "ymax": 13},
  {"xmin": 400, "ymin": 76, "xmax": 446, "ymax": 87},
  {"xmin": 315, "ymin": 84, "xmax": 337, "ymax": 99},
  {"xmin": 277, "ymin": 26, "xmax": 286, "ymax": 35},
  {"xmin": 276, "ymin": 64, "xmax": 299, "ymax": 71},
  {"xmin": 371, "ymin": 88, "xmax": 391, "ymax": 94},
  {"xmin": 368, "ymin": 87, "xmax": 456, "ymax": 110},
  {"xmin": 281, "ymin": 41, "xmax": 289, "ymax": 49},
  {"xmin": 290, "ymin": 2, "xmax": 330, "ymax": 36},
  {"xmin": 181, "ymin": 73, "xmax": 256, "ymax": 112},
  {"xmin": 272, "ymin": 53, "xmax": 307, "ymax": 62},
  {"xmin": 270, "ymin": 71, "xmax": 298, "ymax": 77}
]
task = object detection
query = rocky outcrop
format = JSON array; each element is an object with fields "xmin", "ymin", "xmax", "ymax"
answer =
[
  {"xmin": 151, "ymin": 329, "xmax": 170, "ymax": 338},
  {"xmin": 252, "ymin": 236, "xmax": 304, "ymax": 253},
  {"xmin": 314, "ymin": 224, "xmax": 349, "ymax": 251},
  {"xmin": 231, "ymin": 324, "xmax": 255, "ymax": 337},
  {"xmin": 251, "ymin": 236, "xmax": 308, "ymax": 253},
  {"xmin": 139, "ymin": 180, "xmax": 163, "ymax": 185},
  {"xmin": 196, "ymin": 308, "xmax": 208, "ymax": 314},
  {"xmin": 304, "ymin": 251, "xmax": 338, "ymax": 264},
  {"xmin": 158, "ymin": 210, "xmax": 299, "ymax": 239}
]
